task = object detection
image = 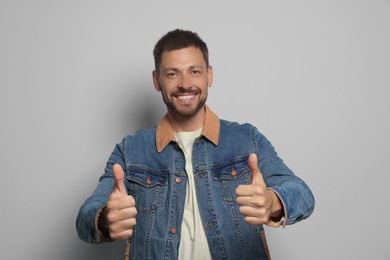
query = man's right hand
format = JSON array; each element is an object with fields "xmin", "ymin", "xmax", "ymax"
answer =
[{"xmin": 104, "ymin": 164, "xmax": 137, "ymax": 240}]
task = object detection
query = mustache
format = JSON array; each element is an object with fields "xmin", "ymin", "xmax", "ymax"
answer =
[{"xmin": 171, "ymin": 87, "xmax": 200, "ymax": 95}]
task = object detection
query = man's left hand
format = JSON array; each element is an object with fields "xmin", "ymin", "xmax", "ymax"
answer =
[{"xmin": 236, "ymin": 153, "xmax": 283, "ymax": 226}]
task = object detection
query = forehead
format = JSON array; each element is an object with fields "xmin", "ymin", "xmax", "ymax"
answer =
[{"xmin": 160, "ymin": 47, "xmax": 206, "ymax": 69}]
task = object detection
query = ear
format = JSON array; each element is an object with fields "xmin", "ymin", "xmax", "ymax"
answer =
[
  {"xmin": 207, "ymin": 65, "xmax": 213, "ymax": 88},
  {"xmin": 152, "ymin": 70, "xmax": 161, "ymax": 92}
]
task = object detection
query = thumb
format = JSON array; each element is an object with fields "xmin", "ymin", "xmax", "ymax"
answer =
[
  {"xmin": 112, "ymin": 164, "xmax": 127, "ymax": 195},
  {"xmin": 248, "ymin": 153, "xmax": 266, "ymax": 187}
]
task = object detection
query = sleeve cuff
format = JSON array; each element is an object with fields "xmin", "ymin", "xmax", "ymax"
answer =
[{"xmin": 265, "ymin": 216, "xmax": 286, "ymax": 228}]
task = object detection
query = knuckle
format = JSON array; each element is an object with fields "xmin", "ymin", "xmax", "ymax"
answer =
[
  {"xmin": 253, "ymin": 200, "xmax": 264, "ymax": 208},
  {"xmin": 129, "ymin": 218, "xmax": 136, "ymax": 228},
  {"xmin": 106, "ymin": 212, "xmax": 115, "ymax": 222},
  {"xmin": 129, "ymin": 196, "xmax": 136, "ymax": 205},
  {"xmin": 106, "ymin": 200, "xmax": 114, "ymax": 209}
]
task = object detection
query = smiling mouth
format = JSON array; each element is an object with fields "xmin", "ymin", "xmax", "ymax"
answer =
[{"xmin": 176, "ymin": 95, "xmax": 195, "ymax": 100}]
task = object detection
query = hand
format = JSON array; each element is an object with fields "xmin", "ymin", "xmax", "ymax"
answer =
[
  {"xmin": 105, "ymin": 164, "xmax": 137, "ymax": 240},
  {"xmin": 236, "ymin": 153, "xmax": 283, "ymax": 226}
]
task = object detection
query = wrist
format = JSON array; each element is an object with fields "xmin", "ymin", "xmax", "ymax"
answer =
[
  {"xmin": 97, "ymin": 206, "xmax": 113, "ymax": 242},
  {"xmin": 266, "ymin": 189, "xmax": 285, "ymax": 222}
]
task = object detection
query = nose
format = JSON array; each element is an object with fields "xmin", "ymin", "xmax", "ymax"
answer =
[{"xmin": 178, "ymin": 75, "xmax": 191, "ymax": 89}]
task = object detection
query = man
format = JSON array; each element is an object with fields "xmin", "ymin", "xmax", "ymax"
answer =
[{"xmin": 76, "ymin": 29, "xmax": 315, "ymax": 260}]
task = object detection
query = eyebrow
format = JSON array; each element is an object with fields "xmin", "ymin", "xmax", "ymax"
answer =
[{"xmin": 163, "ymin": 65, "xmax": 205, "ymax": 72}]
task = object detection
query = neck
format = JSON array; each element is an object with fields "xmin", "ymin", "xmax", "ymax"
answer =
[{"xmin": 167, "ymin": 106, "xmax": 206, "ymax": 132}]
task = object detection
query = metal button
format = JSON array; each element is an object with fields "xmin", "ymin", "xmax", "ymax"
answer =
[
  {"xmin": 195, "ymin": 138, "xmax": 203, "ymax": 144},
  {"xmin": 175, "ymin": 177, "xmax": 181, "ymax": 183},
  {"xmin": 231, "ymin": 167, "xmax": 237, "ymax": 177},
  {"xmin": 146, "ymin": 176, "xmax": 151, "ymax": 185},
  {"xmin": 170, "ymin": 227, "xmax": 176, "ymax": 234}
]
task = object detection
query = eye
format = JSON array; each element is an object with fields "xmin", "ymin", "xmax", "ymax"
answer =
[
  {"xmin": 192, "ymin": 70, "xmax": 201, "ymax": 75},
  {"xmin": 166, "ymin": 72, "xmax": 177, "ymax": 78}
]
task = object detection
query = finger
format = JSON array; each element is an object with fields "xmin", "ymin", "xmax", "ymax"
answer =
[
  {"xmin": 110, "ymin": 228, "xmax": 134, "ymax": 240},
  {"xmin": 112, "ymin": 164, "xmax": 127, "ymax": 195},
  {"xmin": 236, "ymin": 195, "xmax": 266, "ymax": 207},
  {"xmin": 236, "ymin": 184, "xmax": 253, "ymax": 196},
  {"xmin": 243, "ymin": 216, "xmax": 267, "ymax": 226},
  {"xmin": 239, "ymin": 206, "xmax": 268, "ymax": 225},
  {"xmin": 248, "ymin": 153, "xmax": 266, "ymax": 187},
  {"xmin": 109, "ymin": 215, "xmax": 137, "ymax": 231},
  {"xmin": 107, "ymin": 196, "xmax": 136, "ymax": 211}
]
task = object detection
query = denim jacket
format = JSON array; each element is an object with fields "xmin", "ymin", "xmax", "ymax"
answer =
[{"xmin": 76, "ymin": 106, "xmax": 315, "ymax": 260}]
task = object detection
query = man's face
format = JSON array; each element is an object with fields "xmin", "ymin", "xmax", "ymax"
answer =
[{"xmin": 153, "ymin": 47, "xmax": 213, "ymax": 118}]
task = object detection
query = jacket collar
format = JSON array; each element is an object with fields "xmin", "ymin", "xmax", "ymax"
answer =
[{"xmin": 156, "ymin": 105, "xmax": 220, "ymax": 152}]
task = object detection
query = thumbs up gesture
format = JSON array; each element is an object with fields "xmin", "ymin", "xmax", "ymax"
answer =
[
  {"xmin": 104, "ymin": 164, "xmax": 137, "ymax": 240},
  {"xmin": 236, "ymin": 154, "xmax": 284, "ymax": 226}
]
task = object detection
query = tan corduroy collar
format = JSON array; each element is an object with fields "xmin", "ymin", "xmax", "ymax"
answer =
[{"xmin": 155, "ymin": 105, "xmax": 220, "ymax": 153}]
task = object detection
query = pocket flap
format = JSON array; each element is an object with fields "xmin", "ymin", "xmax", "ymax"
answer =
[
  {"xmin": 213, "ymin": 156, "xmax": 250, "ymax": 181},
  {"xmin": 126, "ymin": 165, "xmax": 169, "ymax": 187}
]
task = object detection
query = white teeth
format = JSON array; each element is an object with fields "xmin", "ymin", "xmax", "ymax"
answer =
[{"xmin": 177, "ymin": 95, "xmax": 194, "ymax": 100}]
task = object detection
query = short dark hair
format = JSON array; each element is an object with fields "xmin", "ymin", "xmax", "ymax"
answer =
[{"xmin": 153, "ymin": 29, "xmax": 209, "ymax": 72}]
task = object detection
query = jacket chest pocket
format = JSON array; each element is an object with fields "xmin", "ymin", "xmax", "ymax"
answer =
[
  {"xmin": 125, "ymin": 165, "xmax": 169, "ymax": 213},
  {"xmin": 212, "ymin": 157, "xmax": 250, "ymax": 204}
]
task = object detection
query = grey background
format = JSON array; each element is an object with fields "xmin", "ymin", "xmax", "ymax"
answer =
[{"xmin": 1, "ymin": 1, "xmax": 389, "ymax": 259}]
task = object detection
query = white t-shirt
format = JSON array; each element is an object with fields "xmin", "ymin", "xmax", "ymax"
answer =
[{"xmin": 175, "ymin": 129, "xmax": 212, "ymax": 260}]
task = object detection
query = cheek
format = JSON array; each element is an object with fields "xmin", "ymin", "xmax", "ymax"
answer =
[
  {"xmin": 161, "ymin": 85, "xmax": 176, "ymax": 97},
  {"xmin": 200, "ymin": 78, "xmax": 211, "ymax": 90},
  {"xmin": 161, "ymin": 80, "xmax": 178, "ymax": 91}
]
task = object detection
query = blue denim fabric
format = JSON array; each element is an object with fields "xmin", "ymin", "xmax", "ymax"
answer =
[{"xmin": 76, "ymin": 119, "xmax": 315, "ymax": 260}]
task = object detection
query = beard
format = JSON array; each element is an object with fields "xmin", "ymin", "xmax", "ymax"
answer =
[{"xmin": 161, "ymin": 87, "xmax": 207, "ymax": 118}]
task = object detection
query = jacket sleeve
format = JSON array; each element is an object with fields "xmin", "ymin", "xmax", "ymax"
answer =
[
  {"xmin": 76, "ymin": 138, "xmax": 127, "ymax": 243},
  {"xmin": 252, "ymin": 126, "xmax": 315, "ymax": 226}
]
